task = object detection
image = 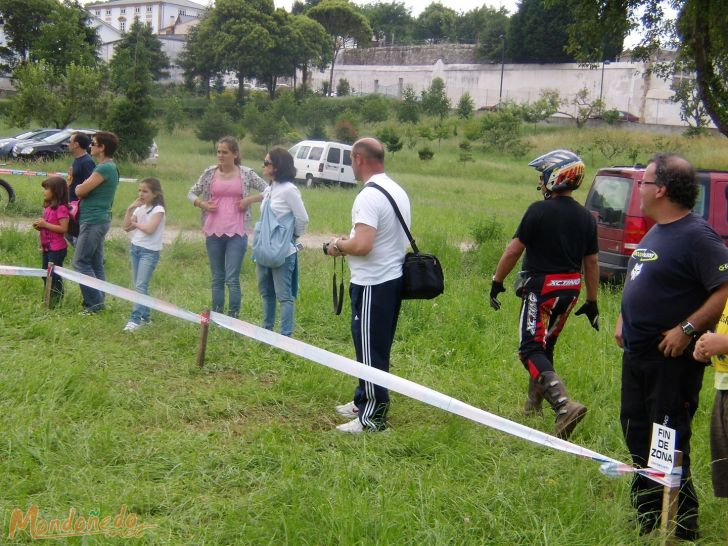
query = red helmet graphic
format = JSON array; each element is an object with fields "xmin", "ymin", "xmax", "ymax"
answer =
[{"xmin": 528, "ymin": 149, "xmax": 585, "ymax": 194}]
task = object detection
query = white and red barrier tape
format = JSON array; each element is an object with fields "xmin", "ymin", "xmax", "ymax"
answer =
[
  {"xmin": 0, "ymin": 263, "xmax": 679, "ymax": 487},
  {"xmin": 0, "ymin": 168, "xmax": 137, "ymax": 183}
]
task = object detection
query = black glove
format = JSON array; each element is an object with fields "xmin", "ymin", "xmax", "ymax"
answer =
[
  {"xmin": 489, "ymin": 279, "xmax": 506, "ymax": 310},
  {"xmin": 575, "ymin": 300, "xmax": 599, "ymax": 331}
]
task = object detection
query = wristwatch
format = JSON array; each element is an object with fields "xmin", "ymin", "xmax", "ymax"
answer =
[{"xmin": 681, "ymin": 321, "xmax": 697, "ymax": 336}]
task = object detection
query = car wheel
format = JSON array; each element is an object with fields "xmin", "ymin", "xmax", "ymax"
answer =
[
  {"xmin": 305, "ymin": 174, "xmax": 315, "ymax": 188},
  {"xmin": 0, "ymin": 179, "xmax": 16, "ymax": 208}
]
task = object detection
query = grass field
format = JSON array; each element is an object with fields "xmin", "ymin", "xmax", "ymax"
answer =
[{"xmin": 1, "ymin": 120, "xmax": 728, "ymax": 544}]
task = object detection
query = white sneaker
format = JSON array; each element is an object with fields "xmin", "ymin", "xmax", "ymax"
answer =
[
  {"xmin": 335, "ymin": 401, "xmax": 359, "ymax": 419},
  {"xmin": 123, "ymin": 321, "xmax": 142, "ymax": 332},
  {"xmin": 336, "ymin": 418, "xmax": 365, "ymax": 434}
]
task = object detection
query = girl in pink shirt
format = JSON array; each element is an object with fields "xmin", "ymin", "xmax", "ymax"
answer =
[{"xmin": 32, "ymin": 176, "xmax": 69, "ymax": 306}]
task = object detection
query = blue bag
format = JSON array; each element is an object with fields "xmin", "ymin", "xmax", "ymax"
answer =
[{"xmin": 252, "ymin": 198, "xmax": 296, "ymax": 268}]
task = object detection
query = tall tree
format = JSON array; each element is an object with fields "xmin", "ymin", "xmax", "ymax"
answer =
[
  {"xmin": 179, "ymin": 13, "xmax": 221, "ymax": 97},
  {"xmin": 421, "ymin": 77, "xmax": 451, "ymax": 119},
  {"xmin": 413, "ymin": 2, "xmax": 457, "ymax": 44},
  {"xmin": 33, "ymin": 1, "xmax": 100, "ymax": 72},
  {"xmin": 360, "ymin": 1, "xmax": 414, "ymax": 45},
  {"xmin": 257, "ymin": 9, "xmax": 328, "ymax": 98},
  {"xmin": 106, "ymin": 50, "xmax": 156, "ymax": 160},
  {"xmin": 456, "ymin": 6, "xmax": 502, "ymax": 44},
  {"xmin": 9, "ymin": 60, "xmax": 103, "ymax": 128},
  {"xmin": 289, "ymin": 14, "xmax": 330, "ymax": 94},
  {"xmin": 308, "ymin": 0, "xmax": 372, "ymax": 97},
  {"xmin": 109, "ymin": 19, "xmax": 169, "ymax": 91},
  {"xmin": 0, "ymin": 0, "xmax": 55, "ymax": 64},
  {"xmin": 677, "ymin": 0, "xmax": 727, "ymax": 136},
  {"xmin": 476, "ymin": 9, "xmax": 510, "ymax": 63},
  {"xmin": 207, "ymin": 0, "xmax": 277, "ymax": 100},
  {"xmin": 561, "ymin": 0, "xmax": 728, "ymax": 137},
  {"xmin": 508, "ymin": 0, "xmax": 574, "ymax": 62},
  {"xmin": 291, "ymin": 0, "xmax": 323, "ymax": 14}
]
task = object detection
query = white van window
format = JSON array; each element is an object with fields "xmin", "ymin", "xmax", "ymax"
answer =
[
  {"xmin": 309, "ymin": 147, "xmax": 323, "ymax": 161},
  {"xmin": 297, "ymin": 146, "xmax": 310, "ymax": 159},
  {"xmin": 289, "ymin": 145, "xmax": 299, "ymax": 158},
  {"xmin": 343, "ymin": 149, "xmax": 352, "ymax": 166},
  {"xmin": 327, "ymin": 147, "xmax": 341, "ymax": 164}
]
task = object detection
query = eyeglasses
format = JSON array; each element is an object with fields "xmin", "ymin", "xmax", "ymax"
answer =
[
  {"xmin": 263, "ymin": 159, "xmax": 272, "ymax": 167},
  {"xmin": 638, "ymin": 179, "xmax": 659, "ymax": 186}
]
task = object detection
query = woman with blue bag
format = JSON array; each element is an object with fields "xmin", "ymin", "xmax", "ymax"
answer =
[{"xmin": 253, "ymin": 148, "xmax": 309, "ymax": 336}]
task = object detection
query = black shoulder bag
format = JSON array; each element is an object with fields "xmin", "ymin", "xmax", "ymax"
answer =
[{"xmin": 367, "ymin": 182, "xmax": 444, "ymax": 300}]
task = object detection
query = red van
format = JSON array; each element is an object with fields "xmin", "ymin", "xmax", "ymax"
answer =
[{"xmin": 584, "ymin": 166, "xmax": 728, "ymax": 280}]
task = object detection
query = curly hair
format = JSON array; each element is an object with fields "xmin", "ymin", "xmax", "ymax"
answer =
[{"xmin": 649, "ymin": 153, "xmax": 697, "ymax": 210}]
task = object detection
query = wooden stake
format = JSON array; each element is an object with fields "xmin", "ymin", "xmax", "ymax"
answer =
[
  {"xmin": 44, "ymin": 262, "xmax": 54, "ymax": 309},
  {"xmin": 196, "ymin": 309, "xmax": 211, "ymax": 368},
  {"xmin": 660, "ymin": 450, "xmax": 682, "ymax": 546}
]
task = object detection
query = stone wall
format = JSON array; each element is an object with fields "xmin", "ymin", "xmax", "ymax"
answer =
[
  {"xmin": 309, "ymin": 48, "xmax": 697, "ymax": 128},
  {"xmin": 340, "ymin": 44, "xmax": 479, "ymax": 66}
]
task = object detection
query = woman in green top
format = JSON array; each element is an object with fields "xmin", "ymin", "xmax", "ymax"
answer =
[{"xmin": 72, "ymin": 131, "xmax": 120, "ymax": 314}]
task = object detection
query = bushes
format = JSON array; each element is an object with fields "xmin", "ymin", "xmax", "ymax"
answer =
[
  {"xmin": 360, "ymin": 94, "xmax": 391, "ymax": 123},
  {"xmin": 334, "ymin": 118, "xmax": 358, "ymax": 144},
  {"xmin": 377, "ymin": 126, "xmax": 403, "ymax": 153}
]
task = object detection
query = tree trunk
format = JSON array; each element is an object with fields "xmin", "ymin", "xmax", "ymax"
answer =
[
  {"xmin": 237, "ymin": 71, "xmax": 245, "ymax": 103},
  {"xmin": 328, "ymin": 37, "xmax": 337, "ymax": 97},
  {"xmin": 687, "ymin": 1, "xmax": 728, "ymax": 137},
  {"xmin": 301, "ymin": 63, "xmax": 309, "ymax": 94}
]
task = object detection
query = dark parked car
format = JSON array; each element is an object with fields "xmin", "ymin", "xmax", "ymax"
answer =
[
  {"xmin": 11, "ymin": 129, "xmax": 95, "ymax": 160},
  {"xmin": 0, "ymin": 128, "xmax": 62, "ymax": 159},
  {"xmin": 592, "ymin": 110, "xmax": 640, "ymax": 123}
]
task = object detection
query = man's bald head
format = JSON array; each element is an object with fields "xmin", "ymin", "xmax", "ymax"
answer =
[{"xmin": 352, "ymin": 137, "xmax": 385, "ymax": 164}]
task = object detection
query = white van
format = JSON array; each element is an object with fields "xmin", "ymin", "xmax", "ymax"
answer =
[{"xmin": 288, "ymin": 140, "xmax": 356, "ymax": 188}]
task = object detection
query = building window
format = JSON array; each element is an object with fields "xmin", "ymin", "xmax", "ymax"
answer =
[
  {"xmin": 179, "ymin": 9, "xmax": 186, "ymax": 15},
  {"xmin": 135, "ymin": 7, "xmax": 140, "ymax": 13},
  {"xmin": 106, "ymin": 9, "xmax": 111, "ymax": 15},
  {"xmin": 95, "ymin": 10, "xmax": 100, "ymax": 15},
  {"xmin": 120, "ymin": 21, "xmax": 126, "ymax": 32},
  {"xmin": 147, "ymin": 6, "xmax": 152, "ymax": 12},
  {"xmin": 120, "ymin": 8, "xmax": 125, "ymax": 14}
]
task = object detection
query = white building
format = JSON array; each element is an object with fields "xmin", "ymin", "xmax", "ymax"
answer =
[
  {"xmin": 85, "ymin": 0, "xmax": 204, "ymax": 35},
  {"xmin": 85, "ymin": 0, "xmax": 203, "ymax": 82}
]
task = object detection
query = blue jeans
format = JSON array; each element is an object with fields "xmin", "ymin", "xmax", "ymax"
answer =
[
  {"xmin": 129, "ymin": 244, "xmax": 160, "ymax": 324},
  {"xmin": 206, "ymin": 234, "xmax": 247, "ymax": 317},
  {"xmin": 256, "ymin": 253, "xmax": 297, "ymax": 336},
  {"xmin": 72, "ymin": 221, "xmax": 110, "ymax": 311}
]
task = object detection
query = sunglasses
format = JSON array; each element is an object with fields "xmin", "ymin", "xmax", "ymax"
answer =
[{"xmin": 263, "ymin": 159, "xmax": 272, "ymax": 167}]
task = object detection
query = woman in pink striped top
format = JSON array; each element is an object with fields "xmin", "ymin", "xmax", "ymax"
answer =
[{"xmin": 188, "ymin": 136, "xmax": 267, "ymax": 317}]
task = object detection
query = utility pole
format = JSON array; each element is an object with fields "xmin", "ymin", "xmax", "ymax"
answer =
[{"xmin": 499, "ymin": 34, "xmax": 505, "ymax": 103}]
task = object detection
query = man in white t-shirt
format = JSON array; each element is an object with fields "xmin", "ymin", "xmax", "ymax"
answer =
[{"xmin": 326, "ymin": 137, "xmax": 411, "ymax": 433}]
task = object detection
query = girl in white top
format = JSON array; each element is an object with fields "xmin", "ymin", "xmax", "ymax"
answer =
[{"xmin": 122, "ymin": 177, "xmax": 166, "ymax": 332}]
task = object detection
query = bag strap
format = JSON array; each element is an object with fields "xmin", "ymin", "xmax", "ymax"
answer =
[
  {"xmin": 366, "ymin": 182, "xmax": 419, "ymax": 254},
  {"xmin": 332, "ymin": 256, "xmax": 344, "ymax": 315}
]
